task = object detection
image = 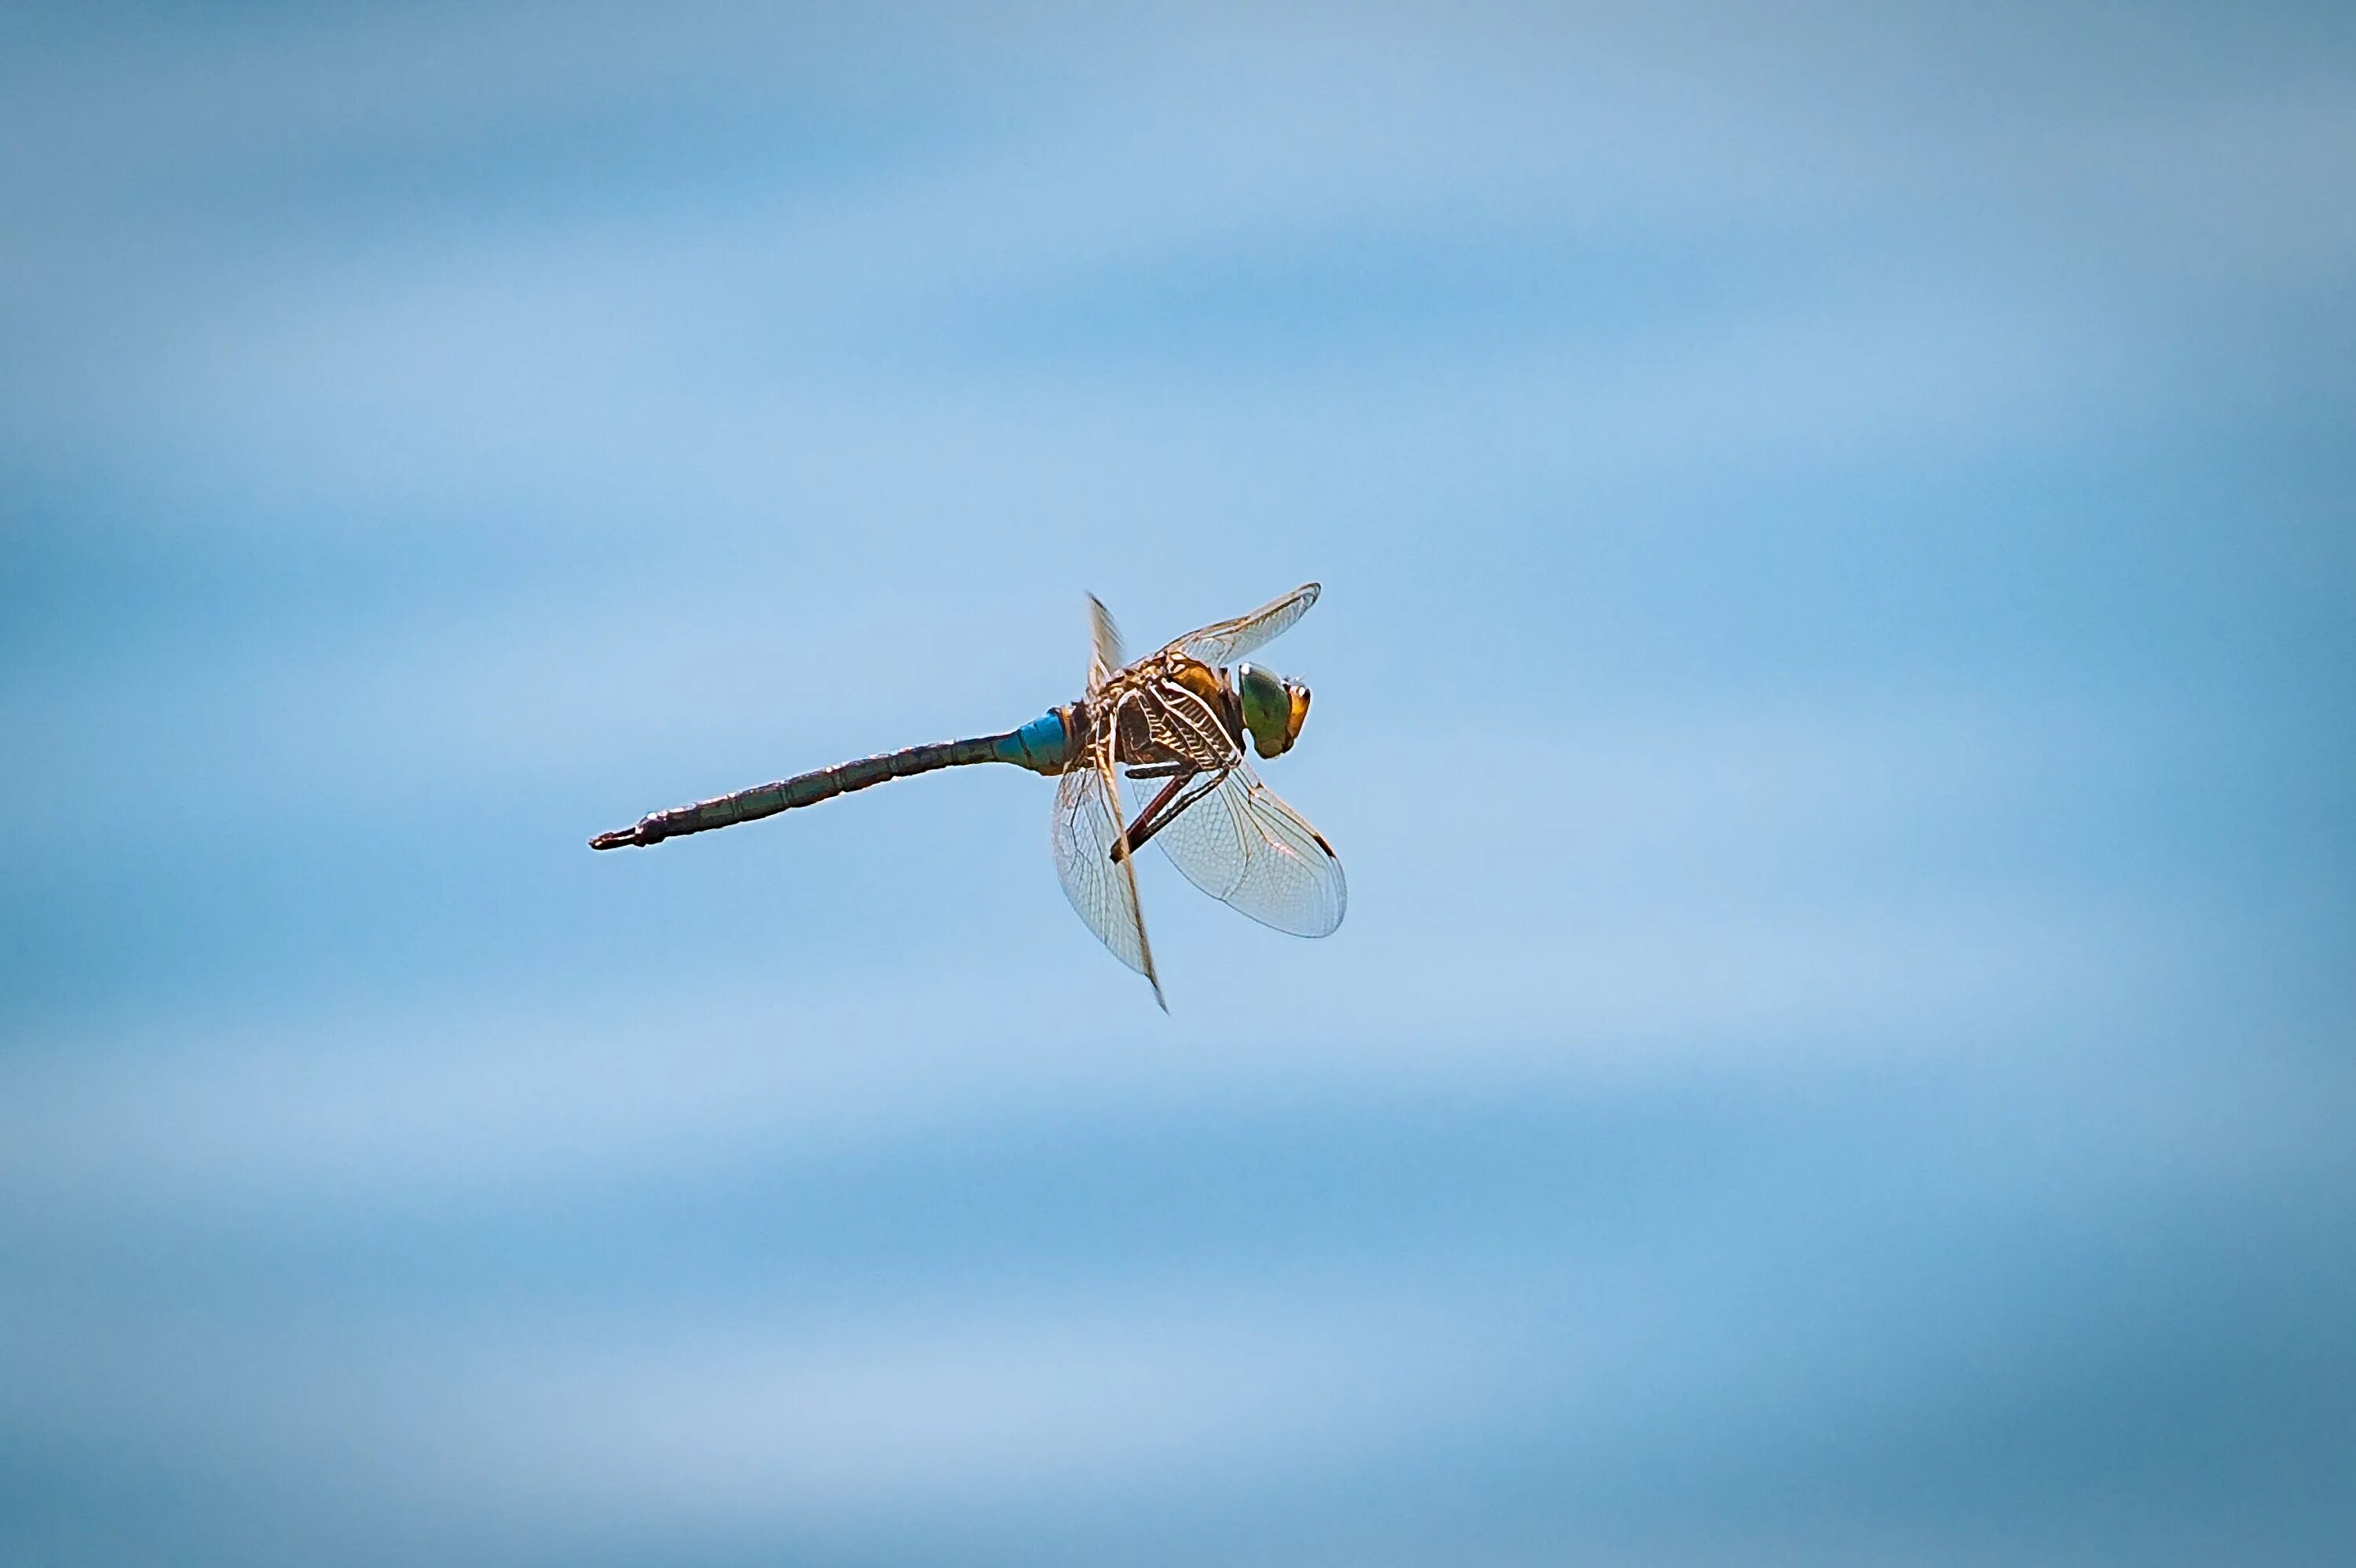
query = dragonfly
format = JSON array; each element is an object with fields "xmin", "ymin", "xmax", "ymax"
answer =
[{"xmin": 590, "ymin": 583, "xmax": 1345, "ymax": 1007}]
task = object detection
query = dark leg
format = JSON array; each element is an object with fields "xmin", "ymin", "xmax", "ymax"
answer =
[
  {"xmin": 1112, "ymin": 769, "xmax": 1222, "ymax": 861},
  {"xmin": 1113, "ymin": 773, "xmax": 1191, "ymax": 863}
]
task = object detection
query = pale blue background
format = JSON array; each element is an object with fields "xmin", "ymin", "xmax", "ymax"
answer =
[{"xmin": 4, "ymin": 4, "xmax": 2352, "ymax": 1563}]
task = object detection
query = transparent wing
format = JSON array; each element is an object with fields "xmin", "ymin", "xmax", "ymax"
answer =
[
  {"xmin": 1052, "ymin": 700, "xmax": 1165, "ymax": 1007},
  {"xmin": 1162, "ymin": 582, "xmax": 1319, "ymax": 667},
  {"xmin": 1154, "ymin": 763, "xmax": 1346, "ymax": 938},
  {"xmin": 1088, "ymin": 594, "xmax": 1127, "ymax": 689}
]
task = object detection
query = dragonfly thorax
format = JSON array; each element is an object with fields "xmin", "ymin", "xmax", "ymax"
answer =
[
  {"xmin": 1074, "ymin": 652, "xmax": 1315, "ymax": 780},
  {"xmin": 1085, "ymin": 652, "xmax": 1244, "ymax": 773}
]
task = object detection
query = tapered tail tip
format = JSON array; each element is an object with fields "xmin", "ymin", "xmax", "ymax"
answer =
[{"xmin": 589, "ymin": 828, "xmax": 635, "ymax": 850}]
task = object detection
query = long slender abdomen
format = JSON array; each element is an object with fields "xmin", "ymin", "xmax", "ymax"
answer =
[{"xmin": 588, "ymin": 711, "xmax": 1070, "ymax": 850}]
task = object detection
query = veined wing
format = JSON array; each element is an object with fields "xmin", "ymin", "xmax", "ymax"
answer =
[
  {"xmin": 1088, "ymin": 594, "xmax": 1127, "ymax": 689},
  {"xmin": 1052, "ymin": 700, "xmax": 1165, "ymax": 1008},
  {"xmin": 1153, "ymin": 763, "xmax": 1345, "ymax": 938},
  {"xmin": 1162, "ymin": 582, "xmax": 1319, "ymax": 667}
]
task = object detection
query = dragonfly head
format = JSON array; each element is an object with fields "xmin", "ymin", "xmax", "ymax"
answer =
[{"xmin": 1237, "ymin": 662, "xmax": 1312, "ymax": 759}]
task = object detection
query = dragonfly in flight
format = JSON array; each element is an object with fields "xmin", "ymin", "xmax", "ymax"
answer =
[{"xmin": 591, "ymin": 583, "xmax": 1345, "ymax": 1007}]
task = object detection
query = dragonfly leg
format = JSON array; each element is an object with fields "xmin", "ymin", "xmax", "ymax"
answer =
[
  {"xmin": 1113, "ymin": 773, "xmax": 1190, "ymax": 863},
  {"xmin": 1112, "ymin": 767, "xmax": 1224, "ymax": 861}
]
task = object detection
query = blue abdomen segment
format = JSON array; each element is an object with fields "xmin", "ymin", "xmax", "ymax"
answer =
[{"xmin": 995, "ymin": 710, "xmax": 1070, "ymax": 775}]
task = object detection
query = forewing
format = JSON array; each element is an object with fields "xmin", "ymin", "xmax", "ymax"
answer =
[
  {"xmin": 1088, "ymin": 594, "xmax": 1127, "ymax": 689},
  {"xmin": 1154, "ymin": 764, "xmax": 1346, "ymax": 938},
  {"xmin": 1163, "ymin": 582, "xmax": 1319, "ymax": 667},
  {"xmin": 1052, "ymin": 709, "xmax": 1165, "ymax": 1007}
]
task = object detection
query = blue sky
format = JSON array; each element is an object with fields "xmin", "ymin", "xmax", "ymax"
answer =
[{"xmin": 3, "ymin": 3, "xmax": 2352, "ymax": 1563}]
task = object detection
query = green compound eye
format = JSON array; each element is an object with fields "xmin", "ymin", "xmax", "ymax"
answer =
[{"xmin": 1238, "ymin": 663, "xmax": 1309, "ymax": 758}]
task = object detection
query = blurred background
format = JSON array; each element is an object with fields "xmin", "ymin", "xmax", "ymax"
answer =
[{"xmin": 4, "ymin": 2, "xmax": 2351, "ymax": 1563}]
